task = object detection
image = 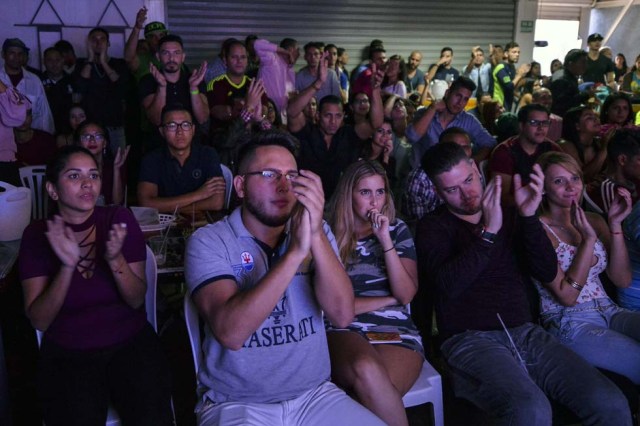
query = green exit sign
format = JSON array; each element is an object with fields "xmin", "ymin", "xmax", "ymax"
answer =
[{"xmin": 521, "ymin": 20, "xmax": 534, "ymax": 33}]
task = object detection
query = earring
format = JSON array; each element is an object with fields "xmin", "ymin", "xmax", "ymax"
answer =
[{"xmin": 103, "ymin": 146, "xmax": 107, "ymax": 156}]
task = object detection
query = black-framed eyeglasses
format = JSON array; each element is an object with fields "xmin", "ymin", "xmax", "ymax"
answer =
[
  {"xmin": 163, "ymin": 121, "xmax": 193, "ymax": 132},
  {"xmin": 80, "ymin": 133, "xmax": 106, "ymax": 142},
  {"xmin": 527, "ymin": 119, "xmax": 551, "ymax": 128},
  {"xmin": 243, "ymin": 169, "xmax": 299, "ymax": 182}
]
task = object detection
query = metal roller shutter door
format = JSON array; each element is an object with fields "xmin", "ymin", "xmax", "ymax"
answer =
[{"xmin": 166, "ymin": 0, "xmax": 516, "ymax": 72}]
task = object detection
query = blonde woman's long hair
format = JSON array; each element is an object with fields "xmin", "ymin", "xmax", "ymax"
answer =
[
  {"xmin": 328, "ymin": 160, "xmax": 396, "ymax": 265},
  {"xmin": 536, "ymin": 151, "xmax": 584, "ymax": 213}
]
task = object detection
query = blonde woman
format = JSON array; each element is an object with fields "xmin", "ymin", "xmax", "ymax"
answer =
[
  {"xmin": 326, "ymin": 160, "xmax": 423, "ymax": 426},
  {"xmin": 534, "ymin": 151, "xmax": 640, "ymax": 384}
]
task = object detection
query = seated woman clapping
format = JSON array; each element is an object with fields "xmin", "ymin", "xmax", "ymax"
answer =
[
  {"xmin": 19, "ymin": 146, "xmax": 172, "ymax": 425},
  {"xmin": 326, "ymin": 160, "xmax": 424, "ymax": 426},
  {"xmin": 534, "ymin": 151, "xmax": 640, "ymax": 384}
]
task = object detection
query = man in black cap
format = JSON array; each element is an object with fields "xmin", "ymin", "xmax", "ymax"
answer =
[
  {"xmin": 549, "ymin": 49, "xmax": 590, "ymax": 117},
  {"xmin": 584, "ymin": 33, "xmax": 615, "ymax": 87},
  {"xmin": 125, "ymin": 6, "xmax": 168, "ymax": 81},
  {"xmin": 0, "ymin": 38, "xmax": 55, "ymax": 134}
]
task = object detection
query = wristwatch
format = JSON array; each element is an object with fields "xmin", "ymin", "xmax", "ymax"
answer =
[{"xmin": 480, "ymin": 227, "xmax": 497, "ymax": 244}]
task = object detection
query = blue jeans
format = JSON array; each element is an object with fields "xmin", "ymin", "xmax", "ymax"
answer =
[
  {"xmin": 441, "ymin": 323, "xmax": 631, "ymax": 426},
  {"xmin": 542, "ymin": 298, "xmax": 640, "ymax": 384}
]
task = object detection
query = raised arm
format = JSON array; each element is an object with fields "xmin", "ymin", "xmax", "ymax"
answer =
[
  {"xmin": 601, "ymin": 187, "xmax": 632, "ymax": 287},
  {"xmin": 191, "ymin": 183, "xmax": 314, "ymax": 350},
  {"xmin": 124, "ymin": 7, "xmax": 146, "ymax": 72},
  {"xmin": 191, "ymin": 233, "xmax": 310, "ymax": 350},
  {"xmin": 292, "ymin": 169, "xmax": 354, "ymax": 326},
  {"xmin": 369, "ymin": 212, "xmax": 417, "ymax": 306},
  {"xmin": 287, "ymin": 51, "xmax": 329, "ymax": 133},
  {"xmin": 22, "ymin": 217, "xmax": 79, "ymax": 331},
  {"xmin": 417, "ymin": 176, "xmax": 503, "ymax": 299},
  {"xmin": 189, "ymin": 61, "xmax": 210, "ymax": 124},
  {"xmin": 355, "ymin": 64, "xmax": 384, "ymax": 140},
  {"xmin": 408, "ymin": 99, "xmax": 445, "ymax": 142},
  {"xmin": 104, "ymin": 222, "xmax": 146, "ymax": 309},
  {"xmin": 141, "ymin": 64, "xmax": 167, "ymax": 126},
  {"xmin": 542, "ymin": 203, "xmax": 599, "ymax": 306}
]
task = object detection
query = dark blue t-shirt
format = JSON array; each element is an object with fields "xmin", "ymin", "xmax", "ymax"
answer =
[{"xmin": 138, "ymin": 143, "xmax": 222, "ymax": 197}]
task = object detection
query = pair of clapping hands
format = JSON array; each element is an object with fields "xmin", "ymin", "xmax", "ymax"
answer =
[
  {"xmin": 481, "ymin": 165, "xmax": 632, "ymax": 236},
  {"xmin": 45, "ymin": 217, "xmax": 128, "ymax": 268}
]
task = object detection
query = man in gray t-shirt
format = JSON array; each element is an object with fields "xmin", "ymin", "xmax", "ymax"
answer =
[{"xmin": 185, "ymin": 132, "xmax": 384, "ymax": 425}]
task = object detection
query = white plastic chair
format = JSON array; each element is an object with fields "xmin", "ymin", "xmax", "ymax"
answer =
[
  {"xmin": 220, "ymin": 164, "xmax": 233, "ymax": 210},
  {"xmin": 401, "ymin": 303, "xmax": 444, "ymax": 426},
  {"xmin": 402, "ymin": 360, "xmax": 444, "ymax": 426},
  {"xmin": 37, "ymin": 245, "xmax": 159, "ymax": 425},
  {"xmin": 19, "ymin": 165, "xmax": 47, "ymax": 220},
  {"xmin": 184, "ymin": 295, "xmax": 203, "ymax": 377},
  {"xmin": 185, "ymin": 296, "xmax": 443, "ymax": 426}
]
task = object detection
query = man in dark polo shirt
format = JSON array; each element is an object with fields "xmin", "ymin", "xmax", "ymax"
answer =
[
  {"xmin": 287, "ymin": 53, "xmax": 384, "ymax": 199},
  {"xmin": 139, "ymin": 35, "xmax": 208, "ymax": 150},
  {"xmin": 138, "ymin": 104, "xmax": 225, "ymax": 216}
]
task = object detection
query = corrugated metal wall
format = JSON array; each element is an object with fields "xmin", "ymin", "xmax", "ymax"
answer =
[
  {"xmin": 166, "ymin": 0, "xmax": 516, "ymax": 73},
  {"xmin": 538, "ymin": 0, "xmax": 592, "ymax": 20}
]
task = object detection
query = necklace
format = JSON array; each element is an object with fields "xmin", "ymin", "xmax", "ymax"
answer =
[
  {"xmin": 92, "ymin": 62, "xmax": 105, "ymax": 79},
  {"xmin": 545, "ymin": 220, "xmax": 572, "ymax": 233}
]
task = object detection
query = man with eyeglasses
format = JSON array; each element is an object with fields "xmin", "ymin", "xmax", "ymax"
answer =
[
  {"xmin": 137, "ymin": 104, "xmax": 225, "ymax": 216},
  {"xmin": 287, "ymin": 54, "xmax": 384, "ymax": 200},
  {"xmin": 184, "ymin": 131, "xmax": 384, "ymax": 425},
  {"xmin": 139, "ymin": 34, "xmax": 208, "ymax": 151},
  {"xmin": 488, "ymin": 103, "xmax": 561, "ymax": 205}
]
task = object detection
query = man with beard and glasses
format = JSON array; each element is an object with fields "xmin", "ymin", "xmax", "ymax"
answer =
[
  {"xmin": 407, "ymin": 76, "xmax": 495, "ymax": 166},
  {"xmin": 414, "ymin": 142, "xmax": 632, "ymax": 425},
  {"xmin": 184, "ymin": 131, "xmax": 385, "ymax": 426},
  {"xmin": 137, "ymin": 104, "xmax": 224, "ymax": 216},
  {"xmin": 139, "ymin": 34, "xmax": 208, "ymax": 150}
]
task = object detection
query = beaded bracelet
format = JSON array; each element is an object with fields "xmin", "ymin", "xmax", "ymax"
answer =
[{"xmin": 565, "ymin": 275, "xmax": 584, "ymax": 292}]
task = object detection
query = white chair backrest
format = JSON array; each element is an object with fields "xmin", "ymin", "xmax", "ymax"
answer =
[
  {"xmin": 145, "ymin": 245, "xmax": 158, "ymax": 331},
  {"xmin": 220, "ymin": 164, "xmax": 233, "ymax": 210},
  {"xmin": 0, "ymin": 181, "xmax": 31, "ymax": 241},
  {"xmin": 19, "ymin": 165, "xmax": 47, "ymax": 221},
  {"xmin": 183, "ymin": 295, "xmax": 203, "ymax": 376}
]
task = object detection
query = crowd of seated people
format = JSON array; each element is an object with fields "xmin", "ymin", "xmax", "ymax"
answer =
[{"xmin": 2, "ymin": 5, "xmax": 640, "ymax": 423}]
